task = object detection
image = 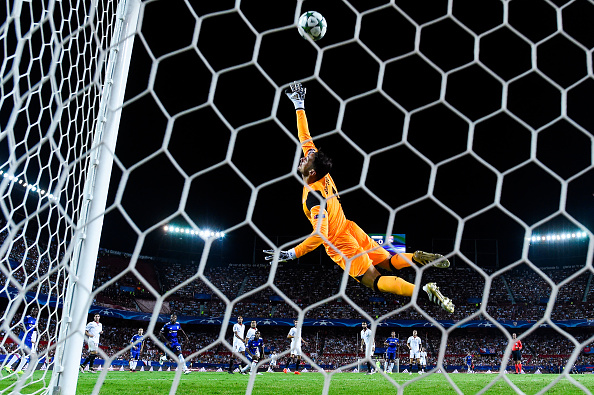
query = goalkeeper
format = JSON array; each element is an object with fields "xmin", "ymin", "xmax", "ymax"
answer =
[{"xmin": 264, "ymin": 82, "xmax": 454, "ymax": 313}]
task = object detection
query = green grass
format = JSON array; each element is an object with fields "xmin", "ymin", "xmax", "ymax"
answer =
[{"xmin": 2, "ymin": 371, "xmax": 594, "ymax": 394}]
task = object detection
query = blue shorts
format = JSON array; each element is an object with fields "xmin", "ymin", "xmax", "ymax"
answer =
[
  {"xmin": 131, "ymin": 350, "xmax": 140, "ymax": 360},
  {"xmin": 17, "ymin": 339, "xmax": 33, "ymax": 352},
  {"xmin": 168, "ymin": 341, "xmax": 182, "ymax": 354},
  {"xmin": 386, "ymin": 351, "xmax": 396, "ymax": 361}
]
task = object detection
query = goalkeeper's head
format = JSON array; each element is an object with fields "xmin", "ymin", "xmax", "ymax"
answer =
[{"xmin": 298, "ymin": 149, "xmax": 333, "ymax": 182}]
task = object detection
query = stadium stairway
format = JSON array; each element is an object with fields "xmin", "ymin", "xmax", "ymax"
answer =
[
  {"xmin": 236, "ymin": 277, "xmax": 249, "ymax": 297},
  {"xmin": 583, "ymin": 273, "xmax": 593, "ymax": 302},
  {"xmin": 502, "ymin": 276, "xmax": 515, "ymax": 304}
]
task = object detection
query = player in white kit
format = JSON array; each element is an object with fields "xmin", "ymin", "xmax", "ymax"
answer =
[
  {"xmin": 419, "ymin": 347, "xmax": 427, "ymax": 373},
  {"xmin": 407, "ymin": 330, "xmax": 422, "ymax": 374},
  {"xmin": 360, "ymin": 322, "xmax": 376, "ymax": 375},
  {"xmin": 228, "ymin": 316, "xmax": 245, "ymax": 374},
  {"xmin": 286, "ymin": 320, "xmax": 307, "ymax": 375},
  {"xmin": 80, "ymin": 314, "xmax": 103, "ymax": 373},
  {"xmin": 267, "ymin": 351, "xmax": 278, "ymax": 372}
]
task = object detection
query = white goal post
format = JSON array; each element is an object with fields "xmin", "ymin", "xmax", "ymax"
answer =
[{"xmin": 1, "ymin": 0, "xmax": 140, "ymax": 394}]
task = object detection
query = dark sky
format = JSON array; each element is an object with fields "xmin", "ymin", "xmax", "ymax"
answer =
[{"xmin": 97, "ymin": 0, "xmax": 594, "ymax": 270}]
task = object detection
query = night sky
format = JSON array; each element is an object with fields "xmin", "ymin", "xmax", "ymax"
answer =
[{"xmin": 96, "ymin": 0, "xmax": 593, "ymax": 273}]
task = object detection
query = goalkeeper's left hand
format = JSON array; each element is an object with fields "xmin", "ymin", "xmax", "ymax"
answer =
[
  {"xmin": 263, "ymin": 249, "xmax": 296, "ymax": 263},
  {"xmin": 284, "ymin": 81, "xmax": 306, "ymax": 110}
]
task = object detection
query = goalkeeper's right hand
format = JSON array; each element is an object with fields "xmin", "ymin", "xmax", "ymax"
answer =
[
  {"xmin": 284, "ymin": 81, "xmax": 306, "ymax": 110},
  {"xmin": 263, "ymin": 249, "xmax": 296, "ymax": 263}
]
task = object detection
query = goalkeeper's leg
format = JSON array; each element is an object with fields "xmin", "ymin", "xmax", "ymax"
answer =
[
  {"xmin": 358, "ymin": 264, "xmax": 455, "ymax": 313},
  {"xmin": 350, "ymin": 221, "xmax": 450, "ymax": 270},
  {"xmin": 376, "ymin": 251, "xmax": 450, "ymax": 271},
  {"xmin": 356, "ymin": 258, "xmax": 415, "ymax": 296}
]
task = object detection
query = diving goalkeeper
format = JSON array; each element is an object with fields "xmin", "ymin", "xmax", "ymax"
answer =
[{"xmin": 264, "ymin": 82, "xmax": 454, "ymax": 313}]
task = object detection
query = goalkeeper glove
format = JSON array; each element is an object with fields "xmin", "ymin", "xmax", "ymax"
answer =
[
  {"xmin": 284, "ymin": 81, "xmax": 306, "ymax": 110},
  {"xmin": 263, "ymin": 248, "xmax": 296, "ymax": 263}
]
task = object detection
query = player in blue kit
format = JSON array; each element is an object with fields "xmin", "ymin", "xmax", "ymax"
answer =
[
  {"xmin": 4, "ymin": 308, "xmax": 38, "ymax": 374},
  {"xmin": 241, "ymin": 330, "xmax": 265, "ymax": 375},
  {"xmin": 466, "ymin": 353, "xmax": 474, "ymax": 373},
  {"xmin": 159, "ymin": 313, "xmax": 191, "ymax": 374},
  {"xmin": 384, "ymin": 331, "xmax": 398, "ymax": 373},
  {"xmin": 129, "ymin": 328, "xmax": 145, "ymax": 372}
]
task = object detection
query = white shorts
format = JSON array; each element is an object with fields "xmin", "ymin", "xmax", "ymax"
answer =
[
  {"xmin": 87, "ymin": 339, "xmax": 99, "ymax": 353},
  {"xmin": 364, "ymin": 344, "xmax": 375, "ymax": 358},
  {"xmin": 420, "ymin": 358, "xmax": 426, "ymax": 366},
  {"xmin": 290, "ymin": 344, "xmax": 302, "ymax": 356},
  {"xmin": 233, "ymin": 342, "xmax": 245, "ymax": 353},
  {"xmin": 270, "ymin": 359, "xmax": 277, "ymax": 367},
  {"xmin": 410, "ymin": 350, "xmax": 420, "ymax": 359}
]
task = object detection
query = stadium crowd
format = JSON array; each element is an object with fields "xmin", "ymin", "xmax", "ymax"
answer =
[
  {"xmin": 88, "ymin": 254, "xmax": 594, "ymax": 323},
  {"xmin": 1, "ymin": 229, "xmax": 593, "ymax": 373}
]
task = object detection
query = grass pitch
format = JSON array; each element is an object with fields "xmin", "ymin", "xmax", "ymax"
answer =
[{"xmin": 1, "ymin": 371, "xmax": 594, "ymax": 394}]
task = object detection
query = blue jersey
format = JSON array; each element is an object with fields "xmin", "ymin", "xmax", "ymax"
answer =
[
  {"xmin": 247, "ymin": 338, "xmax": 263, "ymax": 355},
  {"xmin": 131, "ymin": 334, "xmax": 144, "ymax": 351},
  {"xmin": 466, "ymin": 355, "xmax": 473, "ymax": 365},
  {"xmin": 160, "ymin": 322, "xmax": 181, "ymax": 343},
  {"xmin": 20, "ymin": 315, "xmax": 37, "ymax": 343},
  {"xmin": 386, "ymin": 337, "xmax": 398, "ymax": 352}
]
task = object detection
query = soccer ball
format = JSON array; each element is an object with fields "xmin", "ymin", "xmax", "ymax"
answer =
[{"xmin": 298, "ymin": 11, "xmax": 327, "ymax": 41}]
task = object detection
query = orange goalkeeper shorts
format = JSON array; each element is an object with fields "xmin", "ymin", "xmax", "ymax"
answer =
[{"xmin": 325, "ymin": 220, "xmax": 391, "ymax": 278}]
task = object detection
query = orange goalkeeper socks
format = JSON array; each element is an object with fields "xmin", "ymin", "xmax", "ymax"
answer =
[
  {"xmin": 389, "ymin": 253, "xmax": 414, "ymax": 270},
  {"xmin": 376, "ymin": 276, "xmax": 415, "ymax": 297}
]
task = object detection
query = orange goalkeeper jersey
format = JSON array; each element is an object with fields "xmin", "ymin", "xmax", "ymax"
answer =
[{"xmin": 293, "ymin": 110, "xmax": 348, "ymax": 258}]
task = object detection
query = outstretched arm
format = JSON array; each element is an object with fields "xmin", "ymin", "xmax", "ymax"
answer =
[
  {"xmin": 285, "ymin": 82, "xmax": 316, "ymax": 156},
  {"xmin": 293, "ymin": 205, "xmax": 328, "ymax": 257},
  {"xmin": 263, "ymin": 82, "xmax": 326, "ymax": 263},
  {"xmin": 263, "ymin": 203, "xmax": 328, "ymax": 262}
]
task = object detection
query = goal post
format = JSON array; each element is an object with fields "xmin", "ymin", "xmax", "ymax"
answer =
[
  {"xmin": 49, "ymin": 1, "xmax": 141, "ymax": 393},
  {"xmin": 0, "ymin": 0, "xmax": 139, "ymax": 393}
]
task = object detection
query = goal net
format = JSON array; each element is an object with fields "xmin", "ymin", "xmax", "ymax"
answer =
[{"xmin": 0, "ymin": 0, "xmax": 593, "ymax": 394}]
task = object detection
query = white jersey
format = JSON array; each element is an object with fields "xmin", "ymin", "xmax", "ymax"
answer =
[
  {"xmin": 85, "ymin": 321, "xmax": 103, "ymax": 343},
  {"xmin": 270, "ymin": 353, "xmax": 278, "ymax": 366},
  {"xmin": 288, "ymin": 327, "xmax": 301, "ymax": 348},
  {"xmin": 361, "ymin": 328, "xmax": 375, "ymax": 357},
  {"xmin": 246, "ymin": 327, "xmax": 257, "ymax": 342},
  {"xmin": 288, "ymin": 326, "xmax": 302, "ymax": 355},
  {"xmin": 233, "ymin": 323, "xmax": 245, "ymax": 347},
  {"xmin": 361, "ymin": 328, "xmax": 374, "ymax": 347},
  {"xmin": 407, "ymin": 336, "xmax": 422, "ymax": 353}
]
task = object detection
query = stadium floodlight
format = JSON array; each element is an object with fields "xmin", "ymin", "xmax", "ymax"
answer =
[
  {"xmin": 163, "ymin": 224, "xmax": 225, "ymax": 239},
  {"xmin": 0, "ymin": 170, "xmax": 55, "ymax": 201},
  {"xmin": 531, "ymin": 231, "xmax": 588, "ymax": 243}
]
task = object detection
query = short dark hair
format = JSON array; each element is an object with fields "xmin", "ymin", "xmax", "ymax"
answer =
[{"xmin": 312, "ymin": 149, "xmax": 332, "ymax": 178}]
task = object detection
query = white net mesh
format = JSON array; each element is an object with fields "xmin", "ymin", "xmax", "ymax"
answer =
[
  {"xmin": 1, "ymin": 0, "xmax": 593, "ymax": 394},
  {"xmin": 1, "ymin": 0, "xmax": 122, "ymax": 393}
]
